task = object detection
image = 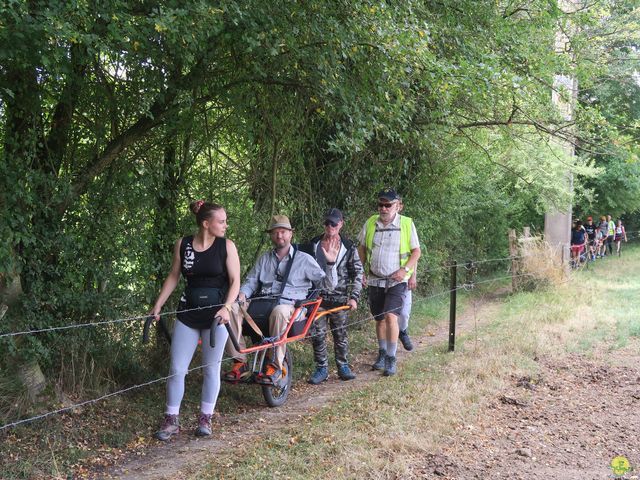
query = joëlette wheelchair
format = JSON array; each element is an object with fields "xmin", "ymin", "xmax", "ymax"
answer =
[
  {"xmin": 220, "ymin": 297, "xmax": 350, "ymax": 407},
  {"xmin": 143, "ymin": 297, "xmax": 350, "ymax": 407}
]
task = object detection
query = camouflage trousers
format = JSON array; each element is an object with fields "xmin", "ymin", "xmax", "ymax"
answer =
[{"xmin": 309, "ymin": 310, "xmax": 349, "ymax": 368}]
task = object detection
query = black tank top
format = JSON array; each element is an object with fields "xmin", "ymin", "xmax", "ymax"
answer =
[{"xmin": 177, "ymin": 235, "xmax": 228, "ymax": 329}]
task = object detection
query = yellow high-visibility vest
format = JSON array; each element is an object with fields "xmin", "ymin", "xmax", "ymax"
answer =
[{"xmin": 364, "ymin": 214, "xmax": 413, "ymax": 273}]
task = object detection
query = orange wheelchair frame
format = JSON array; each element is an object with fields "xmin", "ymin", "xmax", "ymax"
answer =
[
  {"xmin": 222, "ymin": 298, "xmax": 350, "ymax": 407},
  {"xmin": 143, "ymin": 298, "xmax": 350, "ymax": 407}
]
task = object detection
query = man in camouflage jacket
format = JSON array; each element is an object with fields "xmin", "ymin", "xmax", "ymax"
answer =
[{"xmin": 299, "ymin": 208, "xmax": 364, "ymax": 384}]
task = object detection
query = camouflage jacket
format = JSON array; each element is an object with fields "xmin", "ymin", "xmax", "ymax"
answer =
[{"xmin": 298, "ymin": 234, "xmax": 364, "ymax": 304}]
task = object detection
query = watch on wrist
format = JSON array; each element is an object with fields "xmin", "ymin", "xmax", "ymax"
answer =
[{"xmin": 402, "ymin": 266, "xmax": 410, "ymax": 273}]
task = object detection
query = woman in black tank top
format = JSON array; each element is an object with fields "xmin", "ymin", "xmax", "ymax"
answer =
[
  {"xmin": 177, "ymin": 233, "xmax": 229, "ymax": 329},
  {"xmin": 150, "ymin": 201, "xmax": 241, "ymax": 440}
]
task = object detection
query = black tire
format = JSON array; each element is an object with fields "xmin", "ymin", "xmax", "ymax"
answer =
[{"xmin": 262, "ymin": 350, "xmax": 292, "ymax": 407}]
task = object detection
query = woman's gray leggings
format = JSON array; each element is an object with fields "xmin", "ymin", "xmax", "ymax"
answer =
[
  {"xmin": 165, "ymin": 320, "xmax": 228, "ymax": 416},
  {"xmin": 398, "ymin": 289, "xmax": 412, "ymax": 332}
]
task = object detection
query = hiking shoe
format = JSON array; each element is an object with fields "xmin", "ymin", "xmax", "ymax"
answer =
[
  {"xmin": 223, "ymin": 361, "xmax": 250, "ymax": 383},
  {"xmin": 154, "ymin": 414, "xmax": 179, "ymax": 441},
  {"xmin": 372, "ymin": 349, "xmax": 387, "ymax": 370},
  {"xmin": 256, "ymin": 362, "xmax": 283, "ymax": 385},
  {"xmin": 337, "ymin": 364, "xmax": 356, "ymax": 381},
  {"xmin": 383, "ymin": 355, "xmax": 397, "ymax": 376},
  {"xmin": 308, "ymin": 366, "xmax": 329, "ymax": 385},
  {"xmin": 195, "ymin": 413, "xmax": 212, "ymax": 437},
  {"xmin": 399, "ymin": 329, "xmax": 414, "ymax": 351}
]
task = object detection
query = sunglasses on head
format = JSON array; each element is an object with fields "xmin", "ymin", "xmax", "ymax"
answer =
[
  {"xmin": 378, "ymin": 202, "xmax": 395, "ymax": 209},
  {"xmin": 324, "ymin": 220, "xmax": 338, "ymax": 227}
]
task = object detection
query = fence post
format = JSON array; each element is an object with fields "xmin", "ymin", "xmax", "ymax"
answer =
[
  {"xmin": 509, "ymin": 229, "xmax": 518, "ymax": 291},
  {"xmin": 448, "ymin": 261, "xmax": 457, "ymax": 352}
]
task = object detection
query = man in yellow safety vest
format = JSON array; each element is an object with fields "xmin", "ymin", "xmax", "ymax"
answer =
[{"xmin": 357, "ymin": 188, "xmax": 421, "ymax": 376}]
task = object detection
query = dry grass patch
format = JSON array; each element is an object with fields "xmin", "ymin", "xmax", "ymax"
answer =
[{"xmin": 518, "ymin": 235, "xmax": 567, "ymax": 289}]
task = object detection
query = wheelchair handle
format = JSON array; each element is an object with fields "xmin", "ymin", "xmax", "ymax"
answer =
[
  {"xmin": 142, "ymin": 316, "xmax": 154, "ymax": 344},
  {"xmin": 223, "ymin": 321, "xmax": 242, "ymax": 353},
  {"xmin": 210, "ymin": 316, "xmax": 223, "ymax": 348},
  {"xmin": 143, "ymin": 315, "xmax": 172, "ymax": 345}
]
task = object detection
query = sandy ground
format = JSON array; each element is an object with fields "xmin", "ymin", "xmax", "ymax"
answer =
[{"xmin": 419, "ymin": 350, "xmax": 640, "ymax": 480}]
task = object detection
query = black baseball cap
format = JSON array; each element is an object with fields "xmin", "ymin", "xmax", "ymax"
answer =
[
  {"xmin": 377, "ymin": 188, "xmax": 400, "ymax": 201},
  {"xmin": 324, "ymin": 208, "xmax": 343, "ymax": 223}
]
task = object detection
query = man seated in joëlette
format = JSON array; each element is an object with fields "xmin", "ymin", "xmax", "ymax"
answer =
[{"xmin": 223, "ymin": 214, "xmax": 339, "ymax": 385}]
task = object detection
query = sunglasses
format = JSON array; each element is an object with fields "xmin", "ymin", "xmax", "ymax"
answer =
[
  {"xmin": 324, "ymin": 220, "xmax": 339, "ymax": 227},
  {"xmin": 378, "ymin": 202, "xmax": 395, "ymax": 209}
]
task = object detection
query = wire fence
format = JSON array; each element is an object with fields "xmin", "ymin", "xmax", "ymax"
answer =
[
  {"xmin": 0, "ymin": 254, "xmax": 523, "ymax": 340},
  {"xmin": 1, "ymin": 239, "xmax": 636, "ymax": 433},
  {"xmin": 0, "ymin": 269, "xmax": 532, "ymax": 433}
]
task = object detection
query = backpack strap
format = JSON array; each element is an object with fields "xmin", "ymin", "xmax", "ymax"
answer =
[{"xmin": 278, "ymin": 244, "xmax": 298, "ymax": 294}]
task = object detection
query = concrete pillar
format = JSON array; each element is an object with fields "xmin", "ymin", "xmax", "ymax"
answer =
[{"xmin": 544, "ymin": 0, "xmax": 579, "ymax": 265}]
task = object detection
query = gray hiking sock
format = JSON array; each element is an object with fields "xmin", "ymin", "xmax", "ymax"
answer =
[{"xmin": 387, "ymin": 342, "xmax": 398, "ymax": 357}]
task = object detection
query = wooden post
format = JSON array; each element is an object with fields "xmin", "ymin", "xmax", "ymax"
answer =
[
  {"xmin": 448, "ymin": 261, "xmax": 457, "ymax": 352},
  {"xmin": 509, "ymin": 229, "xmax": 518, "ymax": 291}
]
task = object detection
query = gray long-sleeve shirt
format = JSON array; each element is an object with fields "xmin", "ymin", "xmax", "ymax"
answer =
[{"xmin": 240, "ymin": 245, "xmax": 337, "ymax": 304}]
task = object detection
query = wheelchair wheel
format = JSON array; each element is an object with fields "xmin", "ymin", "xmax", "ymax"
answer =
[{"xmin": 262, "ymin": 349, "xmax": 292, "ymax": 407}]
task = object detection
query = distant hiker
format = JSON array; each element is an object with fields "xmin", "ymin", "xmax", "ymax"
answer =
[
  {"xmin": 150, "ymin": 201, "xmax": 241, "ymax": 440},
  {"xmin": 614, "ymin": 219, "xmax": 627, "ymax": 256},
  {"xmin": 598, "ymin": 216, "xmax": 609, "ymax": 257},
  {"xmin": 607, "ymin": 214, "xmax": 616, "ymax": 256},
  {"xmin": 584, "ymin": 216, "xmax": 597, "ymax": 261},
  {"xmin": 570, "ymin": 220, "xmax": 587, "ymax": 267},
  {"xmin": 358, "ymin": 188, "xmax": 421, "ymax": 376}
]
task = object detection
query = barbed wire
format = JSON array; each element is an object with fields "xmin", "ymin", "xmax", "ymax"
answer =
[
  {"xmin": 0, "ymin": 292, "xmax": 286, "ymax": 339},
  {"xmin": 0, "ymin": 303, "xmax": 224, "ymax": 338},
  {"xmin": 1, "ymin": 237, "xmax": 634, "ymax": 431},
  {"xmin": 2, "ymin": 238, "xmax": 636, "ymax": 341},
  {"xmin": 0, "ymin": 253, "xmax": 533, "ymax": 340},
  {"xmin": 0, "ymin": 285, "xmax": 466, "ymax": 431},
  {"xmin": 3, "ymin": 238, "xmax": 630, "ymax": 340}
]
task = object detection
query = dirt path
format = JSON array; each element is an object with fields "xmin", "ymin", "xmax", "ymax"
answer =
[
  {"xmin": 100, "ymin": 293, "xmax": 503, "ymax": 480},
  {"xmin": 419, "ymin": 350, "xmax": 640, "ymax": 480}
]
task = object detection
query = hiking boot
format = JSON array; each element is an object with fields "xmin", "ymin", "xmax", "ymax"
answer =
[
  {"xmin": 256, "ymin": 362, "xmax": 283, "ymax": 385},
  {"xmin": 337, "ymin": 364, "xmax": 356, "ymax": 381},
  {"xmin": 399, "ymin": 329, "xmax": 414, "ymax": 351},
  {"xmin": 308, "ymin": 366, "xmax": 329, "ymax": 385},
  {"xmin": 154, "ymin": 414, "xmax": 179, "ymax": 441},
  {"xmin": 383, "ymin": 355, "xmax": 397, "ymax": 376},
  {"xmin": 223, "ymin": 361, "xmax": 250, "ymax": 383},
  {"xmin": 195, "ymin": 413, "xmax": 212, "ymax": 437},
  {"xmin": 372, "ymin": 349, "xmax": 387, "ymax": 370}
]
